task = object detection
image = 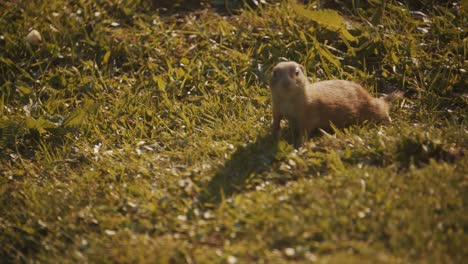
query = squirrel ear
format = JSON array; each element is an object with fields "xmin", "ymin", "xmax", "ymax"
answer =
[{"xmin": 299, "ymin": 64, "xmax": 306, "ymax": 76}]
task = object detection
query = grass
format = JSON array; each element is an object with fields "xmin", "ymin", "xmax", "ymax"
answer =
[{"xmin": 0, "ymin": 0, "xmax": 467, "ymax": 263}]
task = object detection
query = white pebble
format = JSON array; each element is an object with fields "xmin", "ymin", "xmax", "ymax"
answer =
[
  {"xmin": 285, "ymin": 247, "xmax": 295, "ymax": 256},
  {"xmin": 227, "ymin": 255, "xmax": 237, "ymax": 264},
  {"xmin": 26, "ymin": 29, "xmax": 42, "ymax": 46},
  {"xmin": 104, "ymin": 229, "xmax": 116, "ymax": 236}
]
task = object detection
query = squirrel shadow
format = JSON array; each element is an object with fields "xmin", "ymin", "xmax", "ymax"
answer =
[{"xmin": 199, "ymin": 133, "xmax": 280, "ymax": 205}]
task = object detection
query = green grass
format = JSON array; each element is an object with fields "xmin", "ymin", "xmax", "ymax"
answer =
[{"xmin": 0, "ymin": 0, "xmax": 467, "ymax": 262}]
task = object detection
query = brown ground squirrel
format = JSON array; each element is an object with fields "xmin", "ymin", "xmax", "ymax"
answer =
[{"xmin": 270, "ymin": 61, "xmax": 403, "ymax": 147}]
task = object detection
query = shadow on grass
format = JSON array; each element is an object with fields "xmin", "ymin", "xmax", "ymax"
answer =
[{"xmin": 200, "ymin": 133, "xmax": 279, "ymax": 205}]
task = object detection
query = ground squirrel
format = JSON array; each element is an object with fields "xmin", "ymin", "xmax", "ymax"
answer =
[{"xmin": 270, "ymin": 61, "xmax": 403, "ymax": 147}]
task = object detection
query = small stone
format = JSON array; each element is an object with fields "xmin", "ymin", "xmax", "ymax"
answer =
[
  {"xmin": 227, "ymin": 255, "xmax": 237, "ymax": 264},
  {"xmin": 93, "ymin": 143, "xmax": 101, "ymax": 154},
  {"xmin": 38, "ymin": 220, "xmax": 47, "ymax": 228},
  {"xmin": 177, "ymin": 215, "xmax": 187, "ymax": 221},
  {"xmin": 358, "ymin": 211, "xmax": 366, "ymax": 218},
  {"xmin": 305, "ymin": 252, "xmax": 318, "ymax": 262},
  {"xmin": 26, "ymin": 29, "xmax": 42, "ymax": 46},
  {"xmin": 285, "ymin": 247, "xmax": 295, "ymax": 256},
  {"xmin": 104, "ymin": 229, "xmax": 116, "ymax": 236},
  {"xmin": 203, "ymin": 211, "xmax": 214, "ymax": 219}
]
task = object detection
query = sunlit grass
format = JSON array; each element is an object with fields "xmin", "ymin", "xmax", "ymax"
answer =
[{"xmin": 0, "ymin": 0, "xmax": 466, "ymax": 262}]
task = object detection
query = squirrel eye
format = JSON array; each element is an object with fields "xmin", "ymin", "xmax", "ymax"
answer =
[{"xmin": 295, "ymin": 68, "xmax": 300, "ymax": 76}]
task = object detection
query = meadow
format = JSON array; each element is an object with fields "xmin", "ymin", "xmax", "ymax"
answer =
[{"xmin": 0, "ymin": 0, "xmax": 467, "ymax": 262}]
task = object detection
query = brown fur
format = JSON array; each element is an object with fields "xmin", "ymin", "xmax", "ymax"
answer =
[{"xmin": 270, "ymin": 61, "xmax": 402, "ymax": 147}]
